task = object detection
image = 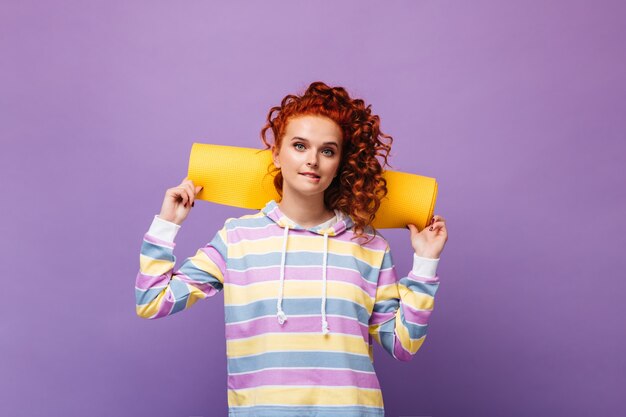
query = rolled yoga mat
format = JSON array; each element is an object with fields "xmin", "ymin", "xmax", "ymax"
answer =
[{"xmin": 187, "ymin": 143, "xmax": 438, "ymax": 230}]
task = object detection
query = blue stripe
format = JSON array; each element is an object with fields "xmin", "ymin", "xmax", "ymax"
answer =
[
  {"xmin": 229, "ymin": 252, "xmax": 380, "ymax": 283},
  {"xmin": 398, "ymin": 276, "xmax": 439, "ymax": 297},
  {"xmin": 135, "ymin": 286, "xmax": 165, "ymax": 306},
  {"xmin": 227, "ymin": 351, "xmax": 375, "ymax": 374},
  {"xmin": 141, "ymin": 240, "xmax": 175, "ymax": 261},
  {"xmin": 178, "ymin": 260, "xmax": 224, "ymax": 289},
  {"xmin": 378, "ymin": 319, "xmax": 396, "ymax": 357},
  {"xmin": 225, "ymin": 298, "xmax": 369, "ymax": 325},
  {"xmin": 168, "ymin": 278, "xmax": 193, "ymax": 314},
  {"xmin": 226, "ymin": 216, "xmax": 272, "ymax": 231},
  {"xmin": 380, "ymin": 249, "xmax": 393, "ymax": 269},
  {"xmin": 228, "ymin": 405, "xmax": 383, "ymax": 417},
  {"xmin": 372, "ymin": 298, "xmax": 398, "ymax": 314},
  {"xmin": 399, "ymin": 304, "xmax": 428, "ymax": 340},
  {"xmin": 207, "ymin": 232, "xmax": 228, "ymax": 260}
]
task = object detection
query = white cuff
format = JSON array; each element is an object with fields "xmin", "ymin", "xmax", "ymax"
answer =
[
  {"xmin": 412, "ymin": 253, "xmax": 439, "ymax": 278},
  {"xmin": 147, "ymin": 215, "xmax": 181, "ymax": 243}
]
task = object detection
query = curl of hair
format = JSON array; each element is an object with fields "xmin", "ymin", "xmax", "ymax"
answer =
[{"xmin": 259, "ymin": 81, "xmax": 393, "ymax": 245}]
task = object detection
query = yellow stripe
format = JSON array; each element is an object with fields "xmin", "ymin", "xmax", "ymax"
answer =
[
  {"xmin": 398, "ymin": 283, "xmax": 434, "ymax": 311},
  {"xmin": 373, "ymin": 282, "xmax": 399, "ymax": 303},
  {"xmin": 217, "ymin": 227, "xmax": 228, "ymax": 248},
  {"xmin": 227, "ymin": 333, "xmax": 370, "ymax": 358},
  {"xmin": 229, "ymin": 235, "xmax": 383, "ymax": 266},
  {"xmin": 374, "ymin": 283, "xmax": 434, "ymax": 311},
  {"xmin": 224, "ymin": 280, "xmax": 373, "ymax": 310},
  {"xmin": 186, "ymin": 284, "xmax": 208, "ymax": 309},
  {"xmin": 395, "ymin": 312, "xmax": 426, "ymax": 354},
  {"xmin": 136, "ymin": 289, "xmax": 167, "ymax": 318},
  {"xmin": 139, "ymin": 255, "xmax": 174, "ymax": 276},
  {"xmin": 228, "ymin": 386, "xmax": 383, "ymax": 407},
  {"xmin": 186, "ymin": 248, "xmax": 225, "ymax": 284},
  {"xmin": 139, "ymin": 249, "xmax": 225, "ymax": 284}
]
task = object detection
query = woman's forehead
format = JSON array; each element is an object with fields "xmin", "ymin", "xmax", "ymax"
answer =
[{"xmin": 284, "ymin": 115, "xmax": 343, "ymax": 142}]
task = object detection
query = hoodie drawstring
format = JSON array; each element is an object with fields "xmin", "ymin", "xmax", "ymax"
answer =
[
  {"xmin": 275, "ymin": 224, "xmax": 332, "ymax": 335},
  {"xmin": 276, "ymin": 224, "xmax": 290, "ymax": 325},
  {"xmin": 320, "ymin": 231, "xmax": 330, "ymax": 335}
]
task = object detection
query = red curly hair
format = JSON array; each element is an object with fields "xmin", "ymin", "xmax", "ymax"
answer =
[{"xmin": 259, "ymin": 81, "xmax": 393, "ymax": 244}]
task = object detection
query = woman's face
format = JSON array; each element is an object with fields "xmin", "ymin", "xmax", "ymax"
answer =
[{"xmin": 272, "ymin": 114, "xmax": 343, "ymax": 199}]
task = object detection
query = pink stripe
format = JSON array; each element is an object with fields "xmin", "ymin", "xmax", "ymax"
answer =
[
  {"xmin": 137, "ymin": 270, "xmax": 217, "ymax": 295},
  {"xmin": 403, "ymin": 303, "xmax": 433, "ymax": 326},
  {"xmin": 369, "ymin": 302, "xmax": 433, "ymax": 327},
  {"xmin": 408, "ymin": 271, "xmax": 440, "ymax": 283},
  {"xmin": 135, "ymin": 271, "xmax": 170, "ymax": 290},
  {"xmin": 369, "ymin": 311, "xmax": 395, "ymax": 326},
  {"xmin": 228, "ymin": 368, "xmax": 381, "ymax": 390},
  {"xmin": 228, "ymin": 225, "xmax": 387, "ymax": 250},
  {"xmin": 144, "ymin": 233, "xmax": 175, "ymax": 248},
  {"xmin": 201, "ymin": 246, "xmax": 227, "ymax": 276},
  {"xmin": 175, "ymin": 274, "xmax": 221, "ymax": 295},
  {"xmin": 226, "ymin": 265, "xmax": 376, "ymax": 294},
  {"xmin": 152, "ymin": 290, "xmax": 176, "ymax": 319},
  {"xmin": 225, "ymin": 315, "xmax": 368, "ymax": 339},
  {"xmin": 393, "ymin": 333, "xmax": 415, "ymax": 361},
  {"xmin": 377, "ymin": 267, "xmax": 399, "ymax": 286}
]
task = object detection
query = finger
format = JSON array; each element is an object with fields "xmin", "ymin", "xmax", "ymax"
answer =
[
  {"xmin": 429, "ymin": 221, "xmax": 445, "ymax": 231},
  {"xmin": 432, "ymin": 215, "xmax": 445, "ymax": 223},
  {"xmin": 431, "ymin": 224, "xmax": 446, "ymax": 233},
  {"xmin": 184, "ymin": 182, "xmax": 195, "ymax": 204},
  {"xmin": 406, "ymin": 224, "xmax": 419, "ymax": 236},
  {"xmin": 180, "ymin": 185, "xmax": 191, "ymax": 205},
  {"xmin": 170, "ymin": 186, "xmax": 185, "ymax": 201},
  {"xmin": 179, "ymin": 190, "xmax": 188, "ymax": 207}
]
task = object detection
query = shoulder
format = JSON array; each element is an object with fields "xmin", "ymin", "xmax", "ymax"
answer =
[
  {"xmin": 348, "ymin": 224, "xmax": 390, "ymax": 252},
  {"xmin": 221, "ymin": 210, "xmax": 273, "ymax": 232}
]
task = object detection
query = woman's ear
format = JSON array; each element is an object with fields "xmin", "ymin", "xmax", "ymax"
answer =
[{"xmin": 271, "ymin": 145, "xmax": 280, "ymax": 168}]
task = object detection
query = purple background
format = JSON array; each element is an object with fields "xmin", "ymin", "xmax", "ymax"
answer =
[{"xmin": 2, "ymin": 1, "xmax": 625, "ymax": 416}]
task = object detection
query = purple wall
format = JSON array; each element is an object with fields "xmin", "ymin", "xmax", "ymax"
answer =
[{"xmin": 2, "ymin": 1, "xmax": 625, "ymax": 416}]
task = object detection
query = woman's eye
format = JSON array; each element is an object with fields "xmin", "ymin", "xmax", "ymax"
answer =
[{"xmin": 293, "ymin": 143, "xmax": 334, "ymax": 156}]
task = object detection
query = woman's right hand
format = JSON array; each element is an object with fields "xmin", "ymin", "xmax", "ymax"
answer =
[{"xmin": 158, "ymin": 178, "xmax": 203, "ymax": 225}]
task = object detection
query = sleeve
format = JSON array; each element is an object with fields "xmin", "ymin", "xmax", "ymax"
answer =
[
  {"xmin": 368, "ymin": 244, "xmax": 440, "ymax": 361},
  {"xmin": 135, "ymin": 215, "xmax": 229, "ymax": 319}
]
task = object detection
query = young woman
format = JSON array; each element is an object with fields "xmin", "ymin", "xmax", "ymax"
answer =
[{"xmin": 136, "ymin": 81, "xmax": 448, "ymax": 417}]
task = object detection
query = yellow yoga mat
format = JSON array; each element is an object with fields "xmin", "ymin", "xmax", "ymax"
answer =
[{"xmin": 187, "ymin": 143, "xmax": 438, "ymax": 230}]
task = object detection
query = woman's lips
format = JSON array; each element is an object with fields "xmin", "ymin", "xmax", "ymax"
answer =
[{"xmin": 300, "ymin": 173, "xmax": 321, "ymax": 181}]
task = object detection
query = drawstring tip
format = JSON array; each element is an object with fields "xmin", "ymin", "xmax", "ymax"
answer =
[
  {"xmin": 277, "ymin": 310, "xmax": 288, "ymax": 325},
  {"xmin": 321, "ymin": 320, "xmax": 330, "ymax": 335}
]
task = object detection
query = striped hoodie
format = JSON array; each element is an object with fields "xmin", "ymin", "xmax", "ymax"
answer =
[{"xmin": 136, "ymin": 199, "xmax": 440, "ymax": 417}]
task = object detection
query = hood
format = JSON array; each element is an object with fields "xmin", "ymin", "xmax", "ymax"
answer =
[{"xmin": 261, "ymin": 200, "xmax": 355, "ymax": 335}]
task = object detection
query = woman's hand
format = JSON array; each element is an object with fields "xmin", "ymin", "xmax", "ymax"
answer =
[
  {"xmin": 158, "ymin": 177, "xmax": 203, "ymax": 225},
  {"xmin": 407, "ymin": 214, "xmax": 448, "ymax": 259}
]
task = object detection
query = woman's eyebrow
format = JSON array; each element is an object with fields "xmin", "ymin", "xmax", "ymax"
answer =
[{"xmin": 291, "ymin": 137, "xmax": 339, "ymax": 148}]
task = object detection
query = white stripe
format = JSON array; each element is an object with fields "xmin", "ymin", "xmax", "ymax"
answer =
[
  {"xmin": 228, "ymin": 366, "xmax": 376, "ymax": 376},
  {"xmin": 225, "ymin": 313, "xmax": 366, "ymax": 326},
  {"xmin": 228, "ymin": 384, "xmax": 381, "ymax": 391}
]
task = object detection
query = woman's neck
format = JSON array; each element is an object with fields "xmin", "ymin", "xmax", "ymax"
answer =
[{"xmin": 277, "ymin": 193, "xmax": 335, "ymax": 228}]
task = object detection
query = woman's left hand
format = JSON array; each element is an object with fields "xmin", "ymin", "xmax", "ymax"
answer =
[{"xmin": 407, "ymin": 214, "xmax": 448, "ymax": 259}]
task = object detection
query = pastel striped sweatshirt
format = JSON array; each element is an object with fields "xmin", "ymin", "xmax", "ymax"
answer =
[{"xmin": 136, "ymin": 199, "xmax": 440, "ymax": 417}]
